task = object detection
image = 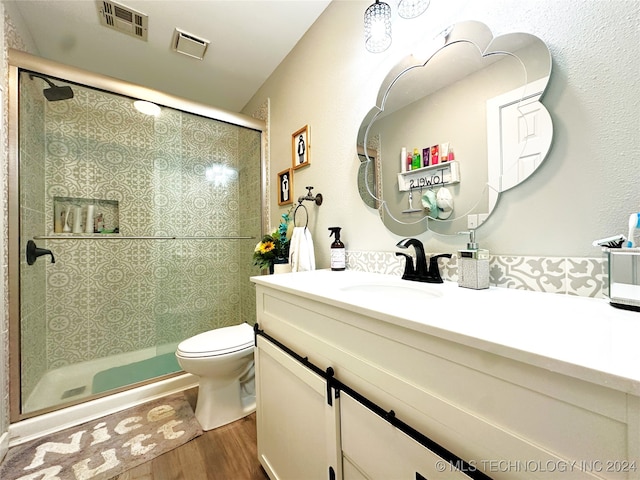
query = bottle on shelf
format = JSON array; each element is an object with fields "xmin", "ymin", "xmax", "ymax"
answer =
[{"xmin": 411, "ymin": 148, "xmax": 421, "ymax": 170}]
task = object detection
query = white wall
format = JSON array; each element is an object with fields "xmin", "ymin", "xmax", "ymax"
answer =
[{"xmin": 243, "ymin": 0, "xmax": 640, "ymax": 264}]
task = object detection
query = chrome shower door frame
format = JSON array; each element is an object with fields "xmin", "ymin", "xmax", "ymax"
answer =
[{"xmin": 8, "ymin": 49, "xmax": 268, "ymax": 422}]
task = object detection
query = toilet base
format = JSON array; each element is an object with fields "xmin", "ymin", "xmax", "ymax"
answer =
[{"xmin": 194, "ymin": 376, "xmax": 256, "ymax": 431}]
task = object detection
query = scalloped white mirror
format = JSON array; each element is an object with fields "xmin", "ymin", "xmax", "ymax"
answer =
[{"xmin": 357, "ymin": 21, "xmax": 553, "ymax": 237}]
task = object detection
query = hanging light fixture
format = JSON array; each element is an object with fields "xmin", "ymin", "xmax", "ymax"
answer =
[
  {"xmin": 397, "ymin": 0, "xmax": 430, "ymax": 19},
  {"xmin": 364, "ymin": 0, "xmax": 392, "ymax": 53}
]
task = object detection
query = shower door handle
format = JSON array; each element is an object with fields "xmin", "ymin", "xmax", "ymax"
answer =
[{"xmin": 26, "ymin": 240, "xmax": 56, "ymax": 265}]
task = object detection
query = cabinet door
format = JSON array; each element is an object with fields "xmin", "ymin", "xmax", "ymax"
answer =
[
  {"xmin": 255, "ymin": 335, "xmax": 340, "ymax": 480},
  {"xmin": 341, "ymin": 393, "xmax": 475, "ymax": 480}
]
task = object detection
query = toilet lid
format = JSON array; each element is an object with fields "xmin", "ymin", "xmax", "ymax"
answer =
[{"xmin": 176, "ymin": 323, "xmax": 254, "ymax": 358}]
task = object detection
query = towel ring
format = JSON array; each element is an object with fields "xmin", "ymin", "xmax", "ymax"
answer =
[{"xmin": 293, "ymin": 203, "xmax": 309, "ymax": 229}]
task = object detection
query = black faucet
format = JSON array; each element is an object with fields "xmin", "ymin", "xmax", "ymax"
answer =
[
  {"xmin": 396, "ymin": 238, "xmax": 428, "ymax": 280},
  {"xmin": 26, "ymin": 240, "xmax": 55, "ymax": 266},
  {"xmin": 396, "ymin": 238, "xmax": 451, "ymax": 283},
  {"xmin": 395, "ymin": 252, "xmax": 417, "ymax": 280},
  {"xmin": 426, "ymin": 253, "xmax": 452, "ymax": 283}
]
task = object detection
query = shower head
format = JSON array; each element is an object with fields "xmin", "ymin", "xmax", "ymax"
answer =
[{"xmin": 29, "ymin": 73, "xmax": 74, "ymax": 101}]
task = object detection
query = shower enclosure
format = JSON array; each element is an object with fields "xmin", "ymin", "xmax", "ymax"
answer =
[{"xmin": 8, "ymin": 51, "xmax": 266, "ymax": 420}]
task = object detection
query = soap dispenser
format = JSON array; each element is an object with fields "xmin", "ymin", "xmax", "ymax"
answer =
[
  {"xmin": 328, "ymin": 227, "xmax": 345, "ymax": 271},
  {"xmin": 457, "ymin": 230, "xmax": 489, "ymax": 290}
]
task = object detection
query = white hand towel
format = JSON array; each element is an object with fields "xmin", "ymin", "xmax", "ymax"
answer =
[{"xmin": 288, "ymin": 227, "xmax": 316, "ymax": 272}]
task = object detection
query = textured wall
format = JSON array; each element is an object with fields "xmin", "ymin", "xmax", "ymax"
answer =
[
  {"xmin": 243, "ymin": 0, "xmax": 640, "ymax": 261},
  {"xmin": 18, "ymin": 79, "xmax": 262, "ymax": 404}
]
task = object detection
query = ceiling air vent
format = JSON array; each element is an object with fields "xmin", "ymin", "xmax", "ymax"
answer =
[
  {"xmin": 171, "ymin": 28, "xmax": 210, "ymax": 60},
  {"xmin": 97, "ymin": 0, "xmax": 148, "ymax": 41}
]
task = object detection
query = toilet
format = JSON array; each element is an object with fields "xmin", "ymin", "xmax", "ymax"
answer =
[{"xmin": 175, "ymin": 322, "xmax": 256, "ymax": 431}]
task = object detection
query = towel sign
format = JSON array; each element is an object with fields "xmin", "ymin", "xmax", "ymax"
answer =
[{"xmin": 397, "ymin": 161, "xmax": 460, "ymax": 192}]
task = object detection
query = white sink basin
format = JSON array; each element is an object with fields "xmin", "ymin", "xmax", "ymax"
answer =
[
  {"xmin": 251, "ymin": 269, "xmax": 445, "ymax": 310},
  {"xmin": 339, "ymin": 282, "xmax": 442, "ymax": 302}
]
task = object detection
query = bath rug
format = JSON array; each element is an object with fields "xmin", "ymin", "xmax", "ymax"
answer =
[
  {"xmin": 0, "ymin": 392, "xmax": 203, "ymax": 480},
  {"xmin": 92, "ymin": 352, "xmax": 182, "ymax": 394}
]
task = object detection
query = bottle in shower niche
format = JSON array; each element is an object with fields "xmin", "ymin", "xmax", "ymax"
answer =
[
  {"xmin": 85, "ymin": 204, "xmax": 95, "ymax": 234},
  {"xmin": 95, "ymin": 213, "xmax": 104, "ymax": 233},
  {"xmin": 328, "ymin": 227, "xmax": 345, "ymax": 271},
  {"xmin": 72, "ymin": 205, "xmax": 83, "ymax": 233},
  {"xmin": 54, "ymin": 203, "xmax": 64, "ymax": 233},
  {"xmin": 63, "ymin": 205, "xmax": 72, "ymax": 233}
]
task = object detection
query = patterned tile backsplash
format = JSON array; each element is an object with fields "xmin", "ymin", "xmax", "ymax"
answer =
[{"xmin": 347, "ymin": 250, "xmax": 606, "ymax": 298}]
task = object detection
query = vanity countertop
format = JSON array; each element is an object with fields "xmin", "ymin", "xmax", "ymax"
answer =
[{"xmin": 252, "ymin": 269, "xmax": 640, "ymax": 396}]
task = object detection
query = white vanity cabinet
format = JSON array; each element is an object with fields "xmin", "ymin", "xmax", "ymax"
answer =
[
  {"xmin": 255, "ymin": 335, "xmax": 341, "ymax": 479},
  {"xmin": 255, "ymin": 330, "xmax": 476, "ymax": 480},
  {"xmin": 252, "ymin": 270, "xmax": 640, "ymax": 480}
]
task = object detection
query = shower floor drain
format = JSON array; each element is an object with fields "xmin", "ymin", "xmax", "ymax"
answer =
[{"xmin": 61, "ymin": 386, "xmax": 86, "ymax": 399}]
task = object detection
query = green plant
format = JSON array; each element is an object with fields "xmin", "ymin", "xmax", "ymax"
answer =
[{"xmin": 253, "ymin": 208, "xmax": 293, "ymax": 269}]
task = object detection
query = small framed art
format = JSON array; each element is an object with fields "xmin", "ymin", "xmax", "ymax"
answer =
[
  {"xmin": 277, "ymin": 168, "xmax": 293, "ymax": 205},
  {"xmin": 292, "ymin": 125, "xmax": 310, "ymax": 169}
]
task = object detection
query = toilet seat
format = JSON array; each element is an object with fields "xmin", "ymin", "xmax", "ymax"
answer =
[{"xmin": 177, "ymin": 323, "xmax": 254, "ymax": 358}]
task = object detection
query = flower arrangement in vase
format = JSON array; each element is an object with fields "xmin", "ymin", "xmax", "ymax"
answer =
[{"xmin": 253, "ymin": 207, "xmax": 293, "ymax": 273}]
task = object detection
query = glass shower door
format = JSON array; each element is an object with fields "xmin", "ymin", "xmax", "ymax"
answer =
[{"xmin": 16, "ymin": 68, "xmax": 262, "ymax": 415}]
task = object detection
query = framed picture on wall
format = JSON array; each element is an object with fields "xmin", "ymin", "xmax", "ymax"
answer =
[
  {"xmin": 292, "ymin": 125, "xmax": 310, "ymax": 169},
  {"xmin": 277, "ymin": 168, "xmax": 293, "ymax": 205}
]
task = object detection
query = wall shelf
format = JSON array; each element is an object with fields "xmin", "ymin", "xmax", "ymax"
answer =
[{"xmin": 397, "ymin": 161, "xmax": 460, "ymax": 192}]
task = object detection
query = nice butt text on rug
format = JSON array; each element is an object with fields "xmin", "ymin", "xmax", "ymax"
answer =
[{"xmin": 3, "ymin": 394, "xmax": 203, "ymax": 480}]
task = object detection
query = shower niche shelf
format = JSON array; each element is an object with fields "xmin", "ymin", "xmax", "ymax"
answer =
[{"xmin": 53, "ymin": 196, "xmax": 119, "ymax": 236}]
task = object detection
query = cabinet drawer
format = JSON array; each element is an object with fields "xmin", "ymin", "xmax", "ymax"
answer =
[{"xmin": 341, "ymin": 393, "xmax": 474, "ymax": 479}]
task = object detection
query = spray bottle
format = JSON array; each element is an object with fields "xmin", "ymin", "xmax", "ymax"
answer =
[
  {"xmin": 328, "ymin": 227, "xmax": 345, "ymax": 271},
  {"xmin": 627, "ymin": 213, "xmax": 640, "ymax": 247}
]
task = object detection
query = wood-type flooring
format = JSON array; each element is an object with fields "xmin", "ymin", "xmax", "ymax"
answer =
[{"xmin": 113, "ymin": 389, "xmax": 269, "ymax": 480}]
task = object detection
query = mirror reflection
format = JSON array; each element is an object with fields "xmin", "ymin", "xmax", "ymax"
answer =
[{"xmin": 357, "ymin": 21, "xmax": 552, "ymax": 237}]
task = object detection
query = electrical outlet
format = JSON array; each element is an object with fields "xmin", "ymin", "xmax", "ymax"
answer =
[
  {"xmin": 467, "ymin": 214, "xmax": 478, "ymax": 229},
  {"xmin": 478, "ymin": 213, "xmax": 489, "ymax": 225}
]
